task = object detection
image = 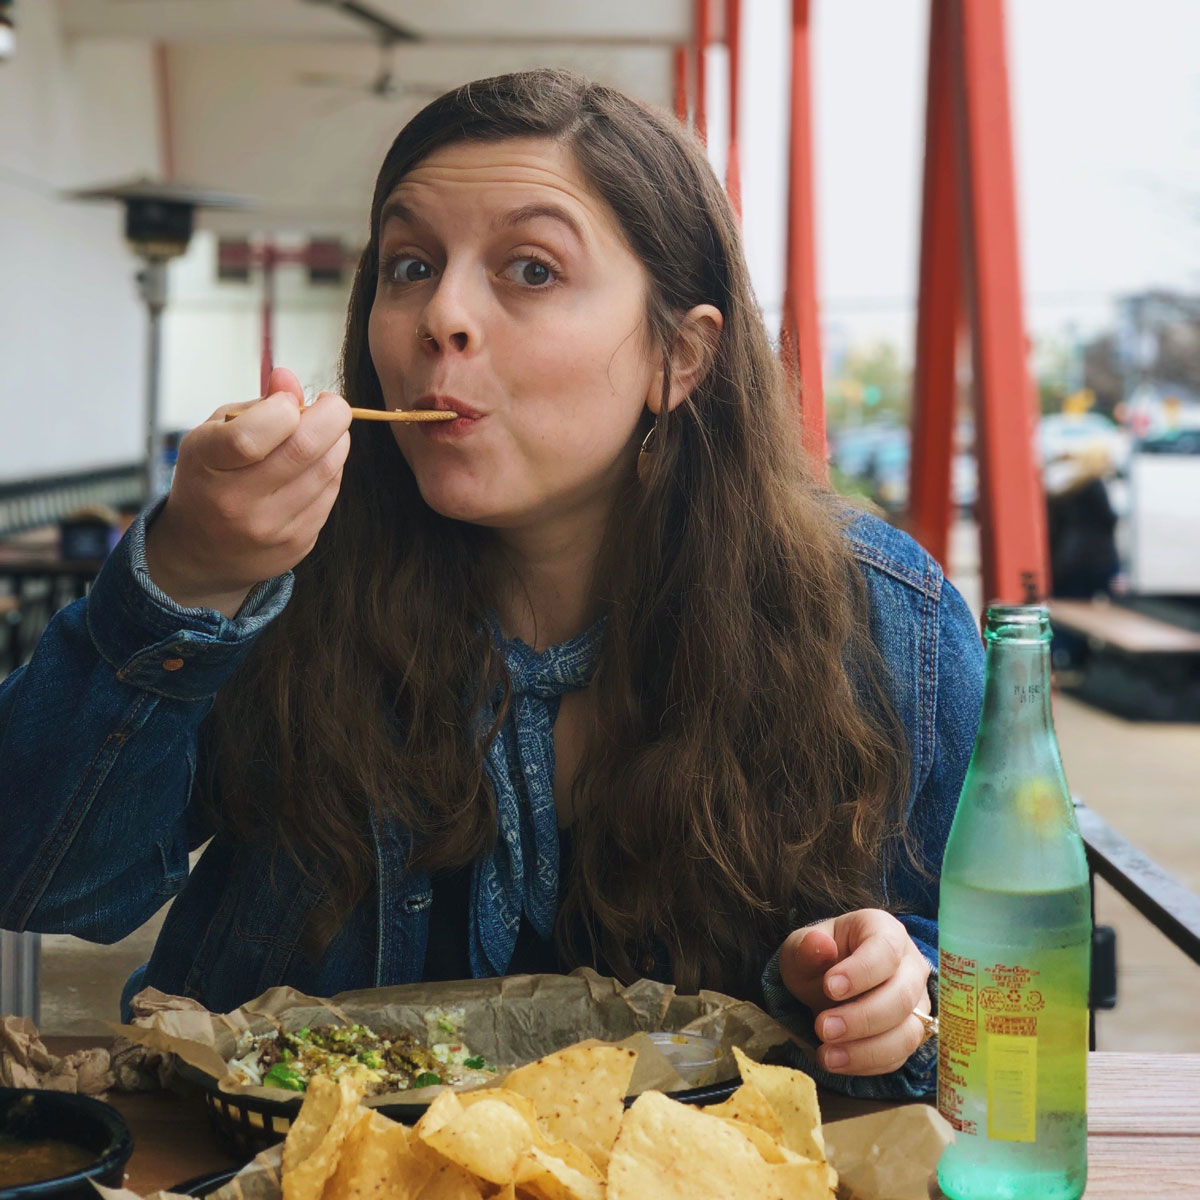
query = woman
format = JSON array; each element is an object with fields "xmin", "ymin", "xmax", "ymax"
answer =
[{"xmin": 0, "ymin": 70, "xmax": 983, "ymax": 1099}]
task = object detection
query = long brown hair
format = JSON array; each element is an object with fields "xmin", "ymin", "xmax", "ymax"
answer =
[{"xmin": 205, "ymin": 69, "xmax": 910, "ymax": 998}]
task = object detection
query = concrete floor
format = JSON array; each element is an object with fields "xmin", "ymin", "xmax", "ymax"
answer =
[{"xmin": 25, "ymin": 520, "xmax": 1200, "ymax": 1047}]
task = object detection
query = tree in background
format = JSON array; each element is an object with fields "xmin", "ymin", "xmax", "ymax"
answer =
[{"xmin": 826, "ymin": 340, "xmax": 912, "ymax": 428}]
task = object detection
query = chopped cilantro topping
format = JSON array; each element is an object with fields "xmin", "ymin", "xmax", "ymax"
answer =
[
  {"xmin": 463, "ymin": 1056, "xmax": 488, "ymax": 1070},
  {"xmin": 413, "ymin": 1071, "xmax": 443, "ymax": 1089}
]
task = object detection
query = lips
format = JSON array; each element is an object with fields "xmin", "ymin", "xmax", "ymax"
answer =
[{"xmin": 413, "ymin": 394, "xmax": 483, "ymax": 420}]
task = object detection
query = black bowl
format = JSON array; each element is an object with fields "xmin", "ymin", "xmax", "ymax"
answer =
[
  {"xmin": 0, "ymin": 1088, "xmax": 133, "ymax": 1200},
  {"xmin": 169, "ymin": 1167, "xmax": 239, "ymax": 1198}
]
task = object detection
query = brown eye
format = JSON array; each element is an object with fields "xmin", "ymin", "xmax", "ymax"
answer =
[
  {"xmin": 502, "ymin": 258, "xmax": 557, "ymax": 287},
  {"xmin": 385, "ymin": 256, "xmax": 435, "ymax": 283}
]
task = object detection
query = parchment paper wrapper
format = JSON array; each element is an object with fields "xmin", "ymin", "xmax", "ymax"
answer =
[
  {"xmin": 94, "ymin": 1104, "xmax": 953, "ymax": 1200},
  {"xmin": 0, "ymin": 1015, "xmax": 170, "ymax": 1096},
  {"xmin": 825, "ymin": 1106, "xmax": 954, "ymax": 1200},
  {"xmin": 109, "ymin": 968, "xmax": 818, "ymax": 1105}
]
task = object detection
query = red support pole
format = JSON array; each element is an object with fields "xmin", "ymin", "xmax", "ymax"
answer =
[
  {"xmin": 780, "ymin": 0, "xmax": 826, "ymax": 472},
  {"xmin": 908, "ymin": 0, "xmax": 960, "ymax": 569},
  {"xmin": 725, "ymin": 0, "xmax": 742, "ymax": 217},
  {"xmin": 695, "ymin": 0, "xmax": 711, "ymax": 145},
  {"xmin": 952, "ymin": 0, "xmax": 1048, "ymax": 604},
  {"xmin": 673, "ymin": 45, "xmax": 690, "ymax": 125},
  {"xmin": 260, "ymin": 240, "xmax": 276, "ymax": 396}
]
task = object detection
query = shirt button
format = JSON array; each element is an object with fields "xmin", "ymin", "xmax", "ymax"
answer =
[{"xmin": 162, "ymin": 657, "xmax": 185, "ymax": 671}]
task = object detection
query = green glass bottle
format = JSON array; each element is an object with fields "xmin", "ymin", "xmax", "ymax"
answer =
[{"xmin": 937, "ymin": 605, "xmax": 1090, "ymax": 1200}]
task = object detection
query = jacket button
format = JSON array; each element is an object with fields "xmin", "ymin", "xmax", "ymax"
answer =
[{"xmin": 162, "ymin": 657, "xmax": 185, "ymax": 671}]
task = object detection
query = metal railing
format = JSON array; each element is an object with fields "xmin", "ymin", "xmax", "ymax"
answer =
[
  {"xmin": 1076, "ymin": 798, "xmax": 1200, "ymax": 1050},
  {"xmin": 0, "ymin": 464, "xmax": 144, "ymax": 539},
  {"xmin": 1076, "ymin": 800, "xmax": 1200, "ymax": 965}
]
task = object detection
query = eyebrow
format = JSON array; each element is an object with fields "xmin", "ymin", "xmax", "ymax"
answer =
[
  {"xmin": 378, "ymin": 198, "xmax": 585, "ymax": 246},
  {"xmin": 490, "ymin": 203, "xmax": 586, "ymax": 245}
]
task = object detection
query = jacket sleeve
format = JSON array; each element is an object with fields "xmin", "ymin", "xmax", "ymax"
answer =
[
  {"xmin": 0, "ymin": 504, "xmax": 291, "ymax": 943},
  {"xmin": 758, "ymin": 574, "xmax": 984, "ymax": 1099}
]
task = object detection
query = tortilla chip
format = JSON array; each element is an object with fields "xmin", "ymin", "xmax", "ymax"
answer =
[
  {"xmin": 418, "ymin": 1095, "xmax": 537, "ymax": 1186},
  {"xmin": 323, "ymin": 1110, "xmax": 434, "ymax": 1200},
  {"xmin": 703, "ymin": 1079, "xmax": 786, "ymax": 1145},
  {"xmin": 281, "ymin": 1075, "xmax": 365, "ymax": 1200},
  {"xmin": 607, "ymin": 1091, "xmax": 790, "ymax": 1200},
  {"xmin": 412, "ymin": 1160, "xmax": 485, "ymax": 1200},
  {"xmin": 460, "ymin": 1089, "xmax": 603, "ymax": 1184},
  {"xmin": 732, "ymin": 1047, "xmax": 826, "ymax": 1162},
  {"xmin": 709, "ymin": 1116, "xmax": 791, "ymax": 1163},
  {"xmin": 767, "ymin": 1159, "xmax": 836, "ymax": 1199},
  {"xmin": 514, "ymin": 1145, "xmax": 606, "ymax": 1200},
  {"xmin": 498, "ymin": 1043, "xmax": 636, "ymax": 1172},
  {"xmin": 414, "ymin": 1089, "xmax": 463, "ymax": 1142}
]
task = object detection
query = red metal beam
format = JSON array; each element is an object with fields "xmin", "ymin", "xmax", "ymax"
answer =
[
  {"xmin": 908, "ymin": 0, "xmax": 960, "ymax": 569},
  {"xmin": 725, "ymin": 0, "xmax": 742, "ymax": 216},
  {"xmin": 695, "ymin": 0, "xmax": 711, "ymax": 144},
  {"xmin": 673, "ymin": 44, "xmax": 689, "ymax": 125},
  {"xmin": 260, "ymin": 240, "xmax": 276, "ymax": 395},
  {"xmin": 951, "ymin": 0, "xmax": 1048, "ymax": 604},
  {"xmin": 780, "ymin": 0, "xmax": 826, "ymax": 472}
]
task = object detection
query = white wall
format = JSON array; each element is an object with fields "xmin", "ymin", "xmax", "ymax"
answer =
[
  {"xmin": 159, "ymin": 231, "xmax": 352, "ymax": 431},
  {"xmin": 0, "ymin": 0, "xmax": 159, "ymax": 481}
]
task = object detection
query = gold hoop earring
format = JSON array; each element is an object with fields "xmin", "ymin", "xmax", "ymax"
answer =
[{"xmin": 636, "ymin": 424, "xmax": 657, "ymax": 483}]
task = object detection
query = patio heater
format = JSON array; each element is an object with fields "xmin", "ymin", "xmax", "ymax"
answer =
[{"xmin": 67, "ymin": 179, "xmax": 250, "ymax": 501}]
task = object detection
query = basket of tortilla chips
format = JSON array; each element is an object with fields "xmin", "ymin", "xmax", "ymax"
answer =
[{"xmin": 213, "ymin": 1041, "xmax": 839, "ymax": 1200}]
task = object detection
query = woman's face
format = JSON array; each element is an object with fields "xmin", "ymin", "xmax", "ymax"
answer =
[{"xmin": 367, "ymin": 137, "xmax": 660, "ymax": 533}]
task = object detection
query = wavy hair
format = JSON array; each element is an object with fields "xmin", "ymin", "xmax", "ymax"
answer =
[{"xmin": 204, "ymin": 69, "xmax": 910, "ymax": 998}]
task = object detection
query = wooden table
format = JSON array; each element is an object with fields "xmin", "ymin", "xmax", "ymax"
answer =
[{"xmin": 45, "ymin": 1043, "xmax": 1200, "ymax": 1197}]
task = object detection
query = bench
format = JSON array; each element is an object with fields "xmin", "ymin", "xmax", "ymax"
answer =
[{"xmin": 1048, "ymin": 599, "xmax": 1200, "ymax": 655}]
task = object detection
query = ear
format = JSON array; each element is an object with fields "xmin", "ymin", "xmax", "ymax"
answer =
[{"xmin": 647, "ymin": 304, "xmax": 724, "ymax": 415}]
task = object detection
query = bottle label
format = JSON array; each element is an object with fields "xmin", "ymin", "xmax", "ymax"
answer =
[
  {"xmin": 986, "ymin": 1032, "xmax": 1037, "ymax": 1141},
  {"xmin": 938, "ymin": 948, "xmax": 1065, "ymax": 1143}
]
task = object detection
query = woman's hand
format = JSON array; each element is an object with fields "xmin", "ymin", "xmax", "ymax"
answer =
[
  {"xmin": 145, "ymin": 367, "xmax": 352, "ymax": 618},
  {"xmin": 778, "ymin": 908, "xmax": 932, "ymax": 1076}
]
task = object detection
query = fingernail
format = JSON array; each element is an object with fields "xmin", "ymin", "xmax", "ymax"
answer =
[
  {"xmin": 822, "ymin": 1016, "xmax": 845, "ymax": 1040},
  {"xmin": 827, "ymin": 974, "xmax": 850, "ymax": 998},
  {"xmin": 824, "ymin": 1047, "xmax": 849, "ymax": 1070}
]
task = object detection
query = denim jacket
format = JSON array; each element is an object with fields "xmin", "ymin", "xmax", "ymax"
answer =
[{"xmin": 0, "ymin": 504, "xmax": 983, "ymax": 1099}]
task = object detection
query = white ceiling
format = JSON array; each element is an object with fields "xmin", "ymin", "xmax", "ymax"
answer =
[
  {"xmin": 52, "ymin": 0, "xmax": 696, "ymax": 237},
  {"xmin": 58, "ymin": 0, "xmax": 692, "ymax": 46}
]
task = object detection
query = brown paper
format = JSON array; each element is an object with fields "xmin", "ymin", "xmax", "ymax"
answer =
[
  {"xmin": 109, "ymin": 969, "xmax": 814, "ymax": 1106},
  {"xmin": 824, "ymin": 1105, "xmax": 954, "ymax": 1200},
  {"xmin": 0, "ymin": 1015, "xmax": 167, "ymax": 1096}
]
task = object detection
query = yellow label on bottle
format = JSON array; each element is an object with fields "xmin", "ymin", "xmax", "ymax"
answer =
[{"xmin": 986, "ymin": 1033, "xmax": 1037, "ymax": 1142}]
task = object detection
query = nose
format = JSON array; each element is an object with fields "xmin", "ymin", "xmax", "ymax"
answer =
[{"xmin": 416, "ymin": 269, "xmax": 481, "ymax": 356}]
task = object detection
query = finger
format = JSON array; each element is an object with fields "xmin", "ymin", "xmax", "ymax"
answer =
[
  {"xmin": 818, "ymin": 1011, "xmax": 927, "ymax": 1076},
  {"xmin": 198, "ymin": 392, "xmax": 304, "ymax": 470},
  {"xmin": 257, "ymin": 431, "xmax": 351, "ymax": 527},
  {"xmin": 779, "ymin": 926, "xmax": 839, "ymax": 1012},
  {"xmin": 822, "ymin": 923, "xmax": 908, "ymax": 1003},
  {"xmin": 273, "ymin": 456, "xmax": 345, "ymax": 549},
  {"xmin": 266, "ymin": 366, "xmax": 305, "ymax": 405},
  {"xmin": 254, "ymin": 393, "xmax": 352, "ymax": 492},
  {"xmin": 816, "ymin": 955, "xmax": 930, "ymax": 1044}
]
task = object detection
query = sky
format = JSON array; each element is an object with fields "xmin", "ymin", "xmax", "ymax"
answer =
[{"xmin": 757, "ymin": 0, "xmax": 1200, "ymax": 356}]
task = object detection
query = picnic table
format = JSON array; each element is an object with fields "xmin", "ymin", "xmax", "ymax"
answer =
[{"xmin": 44, "ymin": 1040, "xmax": 1200, "ymax": 1198}]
